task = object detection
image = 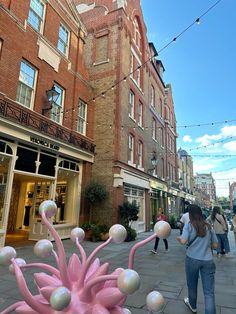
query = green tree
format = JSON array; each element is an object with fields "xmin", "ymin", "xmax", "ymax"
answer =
[{"xmin": 84, "ymin": 181, "xmax": 108, "ymax": 222}]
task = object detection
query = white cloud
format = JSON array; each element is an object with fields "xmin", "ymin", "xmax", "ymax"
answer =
[
  {"xmin": 193, "ymin": 157, "xmax": 223, "ymax": 173},
  {"xmin": 195, "ymin": 124, "xmax": 236, "ymax": 146},
  {"xmin": 182, "ymin": 135, "xmax": 192, "ymax": 143},
  {"xmin": 223, "ymin": 141, "xmax": 236, "ymax": 152},
  {"xmin": 213, "ymin": 167, "xmax": 236, "ymax": 197}
]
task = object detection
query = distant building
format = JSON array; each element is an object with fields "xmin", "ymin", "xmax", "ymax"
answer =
[
  {"xmin": 229, "ymin": 182, "xmax": 236, "ymax": 213},
  {"xmin": 194, "ymin": 173, "xmax": 216, "ymax": 207},
  {"xmin": 176, "ymin": 149, "xmax": 195, "ymax": 214}
]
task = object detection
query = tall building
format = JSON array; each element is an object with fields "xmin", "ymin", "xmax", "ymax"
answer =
[
  {"xmin": 0, "ymin": 0, "xmax": 95, "ymax": 247},
  {"xmin": 195, "ymin": 173, "xmax": 216, "ymax": 207},
  {"xmin": 75, "ymin": 0, "xmax": 179, "ymax": 231},
  {"xmin": 177, "ymin": 149, "xmax": 195, "ymax": 213}
]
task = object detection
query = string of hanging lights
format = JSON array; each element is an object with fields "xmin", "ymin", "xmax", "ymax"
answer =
[{"xmin": 55, "ymin": 0, "xmax": 223, "ymax": 117}]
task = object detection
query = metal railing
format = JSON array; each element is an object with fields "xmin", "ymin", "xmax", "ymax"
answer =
[{"xmin": 0, "ymin": 98, "xmax": 95, "ymax": 154}]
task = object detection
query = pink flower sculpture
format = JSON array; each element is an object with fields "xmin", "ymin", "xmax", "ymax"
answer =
[{"xmin": 0, "ymin": 200, "xmax": 171, "ymax": 314}]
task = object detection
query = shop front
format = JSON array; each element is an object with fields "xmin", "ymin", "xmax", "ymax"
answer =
[
  {"xmin": 0, "ymin": 128, "xmax": 94, "ymax": 247},
  {"xmin": 149, "ymin": 180, "xmax": 168, "ymax": 228}
]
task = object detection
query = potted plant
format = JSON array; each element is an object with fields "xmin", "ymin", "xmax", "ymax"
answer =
[
  {"xmin": 119, "ymin": 201, "xmax": 139, "ymax": 241},
  {"xmin": 81, "ymin": 222, "xmax": 94, "ymax": 240},
  {"xmin": 84, "ymin": 181, "xmax": 108, "ymax": 223},
  {"xmin": 98, "ymin": 224, "xmax": 110, "ymax": 241}
]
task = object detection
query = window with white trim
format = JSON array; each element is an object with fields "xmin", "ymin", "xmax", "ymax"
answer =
[
  {"xmin": 129, "ymin": 90, "xmax": 135, "ymax": 119},
  {"xmin": 152, "ymin": 119, "xmax": 157, "ymax": 140},
  {"xmin": 51, "ymin": 84, "xmax": 64, "ymax": 124},
  {"xmin": 138, "ymin": 141, "xmax": 143, "ymax": 168},
  {"xmin": 124, "ymin": 185, "xmax": 144, "ymax": 221},
  {"xmin": 28, "ymin": 0, "xmax": 45, "ymax": 32},
  {"xmin": 57, "ymin": 24, "xmax": 69, "ymax": 56},
  {"xmin": 128, "ymin": 134, "xmax": 134, "ymax": 164},
  {"xmin": 138, "ymin": 101, "xmax": 143, "ymax": 127},
  {"xmin": 151, "ymin": 85, "xmax": 155, "ymax": 107},
  {"xmin": 77, "ymin": 100, "xmax": 87, "ymax": 135},
  {"xmin": 16, "ymin": 60, "xmax": 37, "ymax": 108},
  {"xmin": 130, "ymin": 53, "xmax": 134, "ymax": 76}
]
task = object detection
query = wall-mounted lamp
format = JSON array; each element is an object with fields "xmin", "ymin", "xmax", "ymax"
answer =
[
  {"xmin": 151, "ymin": 154, "xmax": 158, "ymax": 167},
  {"xmin": 148, "ymin": 153, "xmax": 158, "ymax": 174},
  {"xmin": 42, "ymin": 85, "xmax": 60, "ymax": 115}
]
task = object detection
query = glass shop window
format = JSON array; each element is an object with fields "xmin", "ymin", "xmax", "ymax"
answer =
[{"xmin": 15, "ymin": 147, "xmax": 37, "ymax": 173}]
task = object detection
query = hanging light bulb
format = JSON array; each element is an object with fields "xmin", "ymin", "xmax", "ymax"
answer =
[
  {"xmin": 92, "ymin": 98, "xmax": 96, "ymax": 102},
  {"xmin": 196, "ymin": 18, "xmax": 200, "ymax": 24}
]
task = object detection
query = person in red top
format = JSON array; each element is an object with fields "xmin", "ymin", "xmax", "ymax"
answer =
[{"xmin": 151, "ymin": 208, "xmax": 169, "ymax": 254}]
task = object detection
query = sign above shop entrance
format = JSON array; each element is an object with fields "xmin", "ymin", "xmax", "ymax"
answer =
[{"xmin": 30, "ymin": 137, "xmax": 59, "ymax": 151}]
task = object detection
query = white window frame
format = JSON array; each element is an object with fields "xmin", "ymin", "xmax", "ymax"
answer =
[
  {"xmin": 130, "ymin": 53, "xmax": 134, "ymax": 77},
  {"xmin": 16, "ymin": 60, "xmax": 37, "ymax": 109},
  {"xmin": 129, "ymin": 90, "xmax": 135, "ymax": 119},
  {"xmin": 77, "ymin": 100, "xmax": 87, "ymax": 135},
  {"xmin": 28, "ymin": 0, "xmax": 46, "ymax": 33},
  {"xmin": 138, "ymin": 141, "xmax": 143, "ymax": 168},
  {"xmin": 152, "ymin": 119, "xmax": 157, "ymax": 140},
  {"xmin": 57, "ymin": 24, "xmax": 70, "ymax": 57},
  {"xmin": 138, "ymin": 101, "xmax": 143, "ymax": 127},
  {"xmin": 128, "ymin": 134, "xmax": 134, "ymax": 164},
  {"xmin": 151, "ymin": 85, "xmax": 155, "ymax": 107},
  {"xmin": 50, "ymin": 83, "xmax": 64, "ymax": 124}
]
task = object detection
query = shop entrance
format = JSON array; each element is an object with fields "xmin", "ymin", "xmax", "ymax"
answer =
[{"xmin": 5, "ymin": 173, "xmax": 53, "ymax": 245}]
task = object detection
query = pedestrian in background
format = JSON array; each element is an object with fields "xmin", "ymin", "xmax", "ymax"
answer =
[
  {"xmin": 151, "ymin": 208, "xmax": 168, "ymax": 254},
  {"xmin": 232, "ymin": 214, "xmax": 236, "ymax": 243},
  {"xmin": 179, "ymin": 201, "xmax": 190, "ymax": 235},
  {"xmin": 176, "ymin": 204, "xmax": 218, "ymax": 314},
  {"xmin": 207, "ymin": 206, "xmax": 231, "ymax": 257}
]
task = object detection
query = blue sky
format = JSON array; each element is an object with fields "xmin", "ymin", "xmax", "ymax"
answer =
[{"xmin": 141, "ymin": 0, "xmax": 236, "ymax": 197}]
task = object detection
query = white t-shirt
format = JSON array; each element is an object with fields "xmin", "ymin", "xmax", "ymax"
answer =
[{"xmin": 180, "ymin": 212, "xmax": 190, "ymax": 225}]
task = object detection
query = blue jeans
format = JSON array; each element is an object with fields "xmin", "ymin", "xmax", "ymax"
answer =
[
  {"xmin": 185, "ymin": 256, "xmax": 216, "ymax": 314},
  {"xmin": 216, "ymin": 233, "xmax": 230, "ymax": 254}
]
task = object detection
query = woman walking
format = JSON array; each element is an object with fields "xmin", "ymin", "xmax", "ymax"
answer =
[
  {"xmin": 176, "ymin": 204, "xmax": 218, "ymax": 314},
  {"xmin": 151, "ymin": 208, "xmax": 168, "ymax": 254},
  {"xmin": 207, "ymin": 206, "xmax": 230, "ymax": 257}
]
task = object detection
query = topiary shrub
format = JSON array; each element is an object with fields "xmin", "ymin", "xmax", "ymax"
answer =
[{"xmin": 119, "ymin": 201, "xmax": 139, "ymax": 241}]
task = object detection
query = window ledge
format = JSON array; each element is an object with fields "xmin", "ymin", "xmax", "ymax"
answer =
[
  {"xmin": 129, "ymin": 115, "xmax": 136, "ymax": 123},
  {"xmin": 128, "ymin": 161, "xmax": 136, "ymax": 167},
  {"xmin": 137, "ymin": 166, "xmax": 144, "ymax": 171},
  {"xmin": 93, "ymin": 59, "xmax": 110, "ymax": 66}
]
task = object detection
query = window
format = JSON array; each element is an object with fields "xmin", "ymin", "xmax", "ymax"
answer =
[
  {"xmin": 152, "ymin": 119, "xmax": 157, "ymax": 140},
  {"xmin": 133, "ymin": 18, "xmax": 141, "ymax": 50},
  {"xmin": 129, "ymin": 90, "xmax": 135, "ymax": 119},
  {"xmin": 138, "ymin": 141, "xmax": 143, "ymax": 168},
  {"xmin": 57, "ymin": 24, "xmax": 69, "ymax": 56},
  {"xmin": 130, "ymin": 53, "xmax": 134, "ymax": 75},
  {"xmin": 151, "ymin": 85, "xmax": 155, "ymax": 107},
  {"xmin": 160, "ymin": 98, "xmax": 163, "ymax": 117},
  {"xmin": 77, "ymin": 100, "xmax": 87, "ymax": 135},
  {"xmin": 28, "ymin": 0, "xmax": 45, "ymax": 32},
  {"xmin": 136, "ymin": 65, "xmax": 141, "ymax": 87},
  {"xmin": 51, "ymin": 83, "xmax": 64, "ymax": 124},
  {"xmin": 160, "ymin": 128, "xmax": 164, "ymax": 147},
  {"xmin": 138, "ymin": 101, "xmax": 143, "ymax": 127},
  {"xmin": 95, "ymin": 35, "xmax": 108, "ymax": 63},
  {"xmin": 16, "ymin": 60, "xmax": 37, "ymax": 108},
  {"xmin": 161, "ymin": 158, "xmax": 164, "ymax": 178},
  {"xmin": 128, "ymin": 134, "xmax": 134, "ymax": 164}
]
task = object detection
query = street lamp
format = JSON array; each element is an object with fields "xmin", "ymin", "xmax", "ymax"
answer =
[
  {"xmin": 42, "ymin": 85, "xmax": 60, "ymax": 115},
  {"xmin": 151, "ymin": 154, "xmax": 158, "ymax": 167}
]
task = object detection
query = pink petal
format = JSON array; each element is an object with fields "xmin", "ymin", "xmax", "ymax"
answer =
[
  {"xmin": 16, "ymin": 303, "xmax": 38, "ymax": 314},
  {"xmin": 34, "ymin": 294, "xmax": 49, "ymax": 304},
  {"xmin": 85, "ymin": 258, "xmax": 100, "ymax": 282},
  {"xmin": 92, "ymin": 304, "xmax": 110, "ymax": 314},
  {"xmin": 110, "ymin": 307, "xmax": 127, "ymax": 314},
  {"xmin": 34, "ymin": 273, "xmax": 61, "ymax": 288},
  {"xmin": 104, "ymin": 268, "xmax": 124, "ymax": 288},
  {"xmin": 68, "ymin": 253, "xmax": 81, "ymax": 282},
  {"xmin": 95, "ymin": 287, "xmax": 125, "ymax": 309},
  {"xmin": 39, "ymin": 286, "xmax": 55, "ymax": 302}
]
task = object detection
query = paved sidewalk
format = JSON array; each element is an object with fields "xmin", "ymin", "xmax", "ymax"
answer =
[{"xmin": 0, "ymin": 229, "xmax": 236, "ymax": 313}]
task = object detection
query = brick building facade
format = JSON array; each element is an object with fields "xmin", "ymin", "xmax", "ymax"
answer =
[
  {"xmin": 75, "ymin": 0, "xmax": 180, "ymax": 231},
  {"xmin": 0, "ymin": 0, "xmax": 95, "ymax": 246}
]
